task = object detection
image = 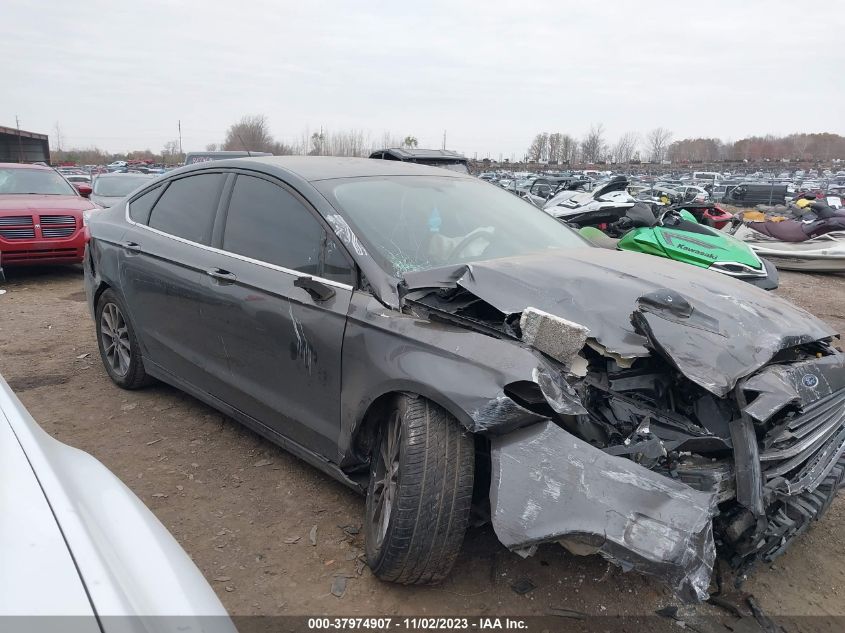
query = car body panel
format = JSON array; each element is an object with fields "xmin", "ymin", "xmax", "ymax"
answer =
[
  {"xmin": 0, "ymin": 411, "xmax": 96, "ymax": 619},
  {"xmin": 0, "ymin": 374, "xmax": 234, "ymax": 625}
]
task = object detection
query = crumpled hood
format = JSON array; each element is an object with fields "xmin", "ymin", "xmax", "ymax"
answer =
[{"xmin": 403, "ymin": 248, "xmax": 837, "ymax": 396}]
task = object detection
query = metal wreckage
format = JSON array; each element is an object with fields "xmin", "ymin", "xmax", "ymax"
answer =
[{"xmin": 393, "ymin": 249, "xmax": 845, "ymax": 603}]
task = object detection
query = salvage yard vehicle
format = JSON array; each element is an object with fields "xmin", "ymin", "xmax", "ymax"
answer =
[
  {"xmin": 84, "ymin": 157, "xmax": 845, "ymax": 602},
  {"xmin": 184, "ymin": 150, "xmax": 273, "ymax": 165},
  {"xmin": 0, "ymin": 373, "xmax": 235, "ymax": 627},
  {"xmin": 0, "ymin": 162, "xmax": 99, "ymax": 267},
  {"xmin": 369, "ymin": 147, "xmax": 470, "ymax": 173},
  {"xmin": 90, "ymin": 172, "xmax": 157, "ymax": 208}
]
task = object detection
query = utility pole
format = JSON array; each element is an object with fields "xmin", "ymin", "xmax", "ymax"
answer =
[
  {"xmin": 15, "ymin": 115, "xmax": 24, "ymax": 163},
  {"xmin": 178, "ymin": 120, "xmax": 183, "ymax": 156},
  {"xmin": 442, "ymin": 130, "xmax": 446, "ymax": 150}
]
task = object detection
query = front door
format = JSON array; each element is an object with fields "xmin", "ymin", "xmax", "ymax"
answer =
[{"xmin": 198, "ymin": 173, "xmax": 355, "ymax": 458}]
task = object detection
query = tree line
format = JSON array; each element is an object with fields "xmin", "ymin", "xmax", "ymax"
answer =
[
  {"xmin": 49, "ymin": 114, "xmax": 420, "ymax": 164},
  {"xmin": 527, "ymin": 126, "xmax": 672, "ymax": 164},
  {"xmin": 48, "ymin": 114, "xmax": 845, "ymax": 165},
  {"xmin": 526, "ymin": 127, "xmax": 845, "ymax": 165}
]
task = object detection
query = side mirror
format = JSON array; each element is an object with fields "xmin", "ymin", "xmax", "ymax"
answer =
[{"xmin": 76, "ymin": 183, "xmax": 92, "ymax": 198}]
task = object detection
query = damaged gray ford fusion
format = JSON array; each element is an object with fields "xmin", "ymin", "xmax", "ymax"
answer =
[{"xmin": 84, "ymin": 157, "xmax": 845, "ymax": 604}]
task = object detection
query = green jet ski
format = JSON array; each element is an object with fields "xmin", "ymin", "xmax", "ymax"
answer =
[{"xmin": 545, "ymin": 177, "xmax": 778, "ymax": 290}]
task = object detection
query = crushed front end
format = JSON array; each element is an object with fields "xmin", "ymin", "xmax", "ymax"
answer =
[{"xmin": 400, "ymin": 257, "xmax": 845, "ymax": 602}]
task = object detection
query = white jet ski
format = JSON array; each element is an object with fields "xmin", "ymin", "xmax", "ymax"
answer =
[{"xmin": 729, "ymin": 225, "xmax": 845, "ymax": 272}]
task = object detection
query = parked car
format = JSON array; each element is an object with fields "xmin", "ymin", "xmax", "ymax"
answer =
[
  {"xmin": 370, "ymin": 148, "xmax": 470, "ymax": 173},
  {"xmin": 728, "ymin": 183, "xmax": 788, "ymax": 207},
  {"xmin": 0, "ymin": 163, "xmax": 98, "ymax": 267},
  {"xmin": 184, "ymin": 150, "xmax": 272, "ymax": 165},
  {"xmin": 91, "ymin": 172, "xmax": 157, "ymax": 208},
  {"xmin": 106, "ymin": 160, "xmax": 128, "ymax": 171},
  {"xmin": 84, "ymin": 157, "xmax": 845, "ymax": 602},
  {"xmin": 0, "ymin": 373, "xmax": 235, "ymax": 627}
]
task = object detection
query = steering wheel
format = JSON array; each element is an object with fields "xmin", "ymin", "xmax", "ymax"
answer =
[{"xmin": 448, "ymin": 228, "xmax": 495, "ymax": 261}]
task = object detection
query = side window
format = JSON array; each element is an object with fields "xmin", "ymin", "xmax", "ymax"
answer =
[
  {"xmin": 128, "ymin": 185, "xmax": 162, "ymax": 225},
  {"xmin": 148, "ymin": 174, "xmax": 225, "ymax": 244},
  {"xmin": 222, "ymin": 175, "xmax": 322, "ymax": 275},
  {"xmin": 322, "ymin": 235, "xmax": 355, "ymax": 285}
]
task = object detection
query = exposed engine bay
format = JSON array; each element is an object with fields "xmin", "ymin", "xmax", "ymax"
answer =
[{"xmin": 400, "ymin": 256, "xmax": 845, "ymax": 602}]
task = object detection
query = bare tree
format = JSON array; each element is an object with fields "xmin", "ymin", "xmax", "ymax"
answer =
[
  {"xmin": 53, "ymin": 121, "xmax": 64, "ymax": 151},
  {"xmin": 547, "ymin": 133, "xmax": 562, "ymax": 163},
  {"xmin": 580, "ymin": 124, "xmax": 607, "ymax": 164},
  {"xmin": 205, "ymin": 143, "xmax": 219, "ymax": 151},
  {"xmin": 560, "ymin": 134, "xmax": 578, "ymax": 164},
  {"xmin": 223, "ymin": 114, "xmax": 275, "ymax": 152},
  {"xmin": 646, "ymin": 127, "xmax": 673, "ymax": 163},
  {"xmin": 527, "ymin": 133, "xmax": 548, "ymax": 162},
  {"xmin": 612, "ymin": 131, "xmax": 639, "ymax": 164},
  {"xmin": 162, "ymin": 140, "xmax": 181, "ymax": 165}
]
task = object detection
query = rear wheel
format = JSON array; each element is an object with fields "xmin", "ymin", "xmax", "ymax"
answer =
[
  {"xmin": 364, "ymin": 395, "xmax": 475, "ymax": 584},
  {"xmin": 95, "ymin": 289, "xmax": 153, "ymax": 389}
]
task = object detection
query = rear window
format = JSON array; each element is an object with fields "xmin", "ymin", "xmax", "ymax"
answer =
[
  {"xmin": 93, "ymin": 175, "xmax": 151, "ymax": 197},
  {"xmin": 148, "ymin": 174, "xmax": 225, "ymax": 244},
  {"xmin": 129, "ymin": 185, "xmax": 163, "ymax": 224}
]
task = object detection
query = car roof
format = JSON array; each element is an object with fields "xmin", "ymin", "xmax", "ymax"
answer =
[
  {"xmin": 369, "ymin": 147, "xmax": 467, "ymax": 161},
  {"xmin": 181, "ymin": 156, "xmax": 471, "ymax": 182}
]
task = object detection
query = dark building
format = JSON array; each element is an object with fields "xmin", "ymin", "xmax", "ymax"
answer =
[{"xmin": 0, "ymin": 124, "xmax": 50, "ymax": 163}]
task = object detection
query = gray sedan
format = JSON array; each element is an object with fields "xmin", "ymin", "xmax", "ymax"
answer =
[{"xmin": 83, "ymin": 157, "xmax": 845, "ymax": 602}]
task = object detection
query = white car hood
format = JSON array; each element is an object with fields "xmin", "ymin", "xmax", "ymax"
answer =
[
  {"xmin": 0, "ymin": 415, "xmax": 97, "ymax": 623},
  {"xmin": 0, "ymin": 376, "xmax": 234, "ymax": 631}
]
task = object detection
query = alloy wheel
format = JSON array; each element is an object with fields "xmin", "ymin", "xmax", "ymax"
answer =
[
  {"xmin": 370, "ymin": 411, "xmax": 402, "ymax": 548},
  {"xmin": 100, "ymin": 302, "xmax": 131, "ymax": 377}
]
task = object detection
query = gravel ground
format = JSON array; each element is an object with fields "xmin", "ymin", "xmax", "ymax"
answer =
[{"xmin": 1, "ymin": 265, "xmax": 844, "ymax": 625}]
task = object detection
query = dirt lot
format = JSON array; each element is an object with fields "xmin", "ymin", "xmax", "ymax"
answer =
[{"xmin": 1, "ymin": 266, "xmax": 844, "ymax": 623}]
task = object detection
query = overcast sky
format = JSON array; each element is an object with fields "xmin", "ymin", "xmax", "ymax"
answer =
[{"xmin": 3, "ymin": 0, "xmax": 843, "ymax": 158}]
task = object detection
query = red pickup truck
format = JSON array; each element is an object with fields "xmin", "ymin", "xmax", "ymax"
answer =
[{"xmin": 0, "ymin": 163, "xmax": 99, "ymax": 273}]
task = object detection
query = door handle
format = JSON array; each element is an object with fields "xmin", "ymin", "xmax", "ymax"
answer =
[
  {"xmin": 206, "ymin": 267, "xmax": 237, "ymax": 283},
  {"xmin": 121, "ymin": 241, "xmax": 141, "ymax": 253},
  {"xmin": 294, "ymin": 276, "xmax": 335, "ymax": 302}
]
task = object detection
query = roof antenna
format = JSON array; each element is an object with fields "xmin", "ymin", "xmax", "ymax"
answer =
[{"xmin": 236, "ymin": 133, "xmax": 253, "ymax": 156}]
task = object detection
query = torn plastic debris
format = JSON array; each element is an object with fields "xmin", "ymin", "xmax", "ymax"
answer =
[
  {"xmin": 532, "ymin": 366, "xmax": 587, "ymax": 416},
  {"xmin": 490, "ymin": 420, "xmax": 717, "ymax": 603},
  {"xmin": 469, "ymin": 394, "xmax": 548, "ymax": 435}
]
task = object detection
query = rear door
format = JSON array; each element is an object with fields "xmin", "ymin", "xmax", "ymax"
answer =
[
  {"xmin": 118, "ymin": 172, "xmax": 231, "ymax": 389},
  {"xmin": 199, "ymin": 172, "xmax": 355, "ymax": 458}
]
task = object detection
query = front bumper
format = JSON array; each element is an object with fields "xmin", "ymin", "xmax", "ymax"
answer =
[
  {"xmin": 0, "ymin": 233, "xmax": 86, "ymax": 266},
  {"xmin": 490, "ymin": 354, "xmax": 845, "ymax": 603},
  {"xmin": 490, "ymin": 420, "xmax": 718, "ymax": 603}
]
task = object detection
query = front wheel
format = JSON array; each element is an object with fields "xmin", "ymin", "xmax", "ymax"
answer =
[{"xmin": 364, "ymin": 395, "xmax": 475, "ymax": 585}]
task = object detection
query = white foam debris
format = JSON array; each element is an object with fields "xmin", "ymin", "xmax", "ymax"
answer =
[{"xmin": 520, "ymin": 307, "xmax": 589, "ymax": 365}]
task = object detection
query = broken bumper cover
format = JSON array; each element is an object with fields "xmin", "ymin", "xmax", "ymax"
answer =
[{"xmin": 490, "ymin": 420, "xmax": 718, "ymax": 603}]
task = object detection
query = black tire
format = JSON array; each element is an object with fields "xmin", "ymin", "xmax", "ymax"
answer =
[
  {"xmin": 95, "ymin": 288, "xmax": 153, "ymax": 389},
  {"xmin": 364, "ymin": 395, "xmax": 475, "ymax": 585}
]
